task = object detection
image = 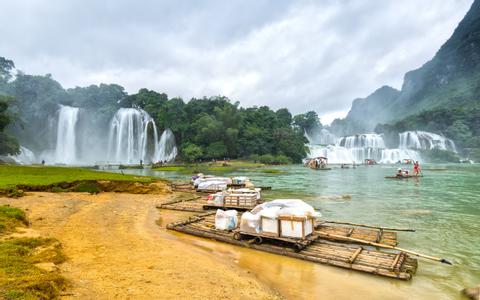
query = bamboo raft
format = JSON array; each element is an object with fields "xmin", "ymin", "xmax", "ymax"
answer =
[
  {"xmin": 385, "ymin": 175, "xmax": 423, "ymax": 179},
  {"xmin": 167, "ymin": 213, "xmax": 417, "ymax": 280},
  {"xmin": 159, "ymin": 198, "xmax": 398, "ymax": 246},
  {"xmin": 171, "ymin": 182, "xmax": 196, "ymax": 192},
  {"xmin": 158, "ymin": 196, "xmax": 206, "ymax": 212},
  {"xmin": 158, "ymin": 196, "xmax": 260, "ymax": 212}
]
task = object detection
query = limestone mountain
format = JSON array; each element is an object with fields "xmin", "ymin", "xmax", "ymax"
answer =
[{"xmin": 340, "ymin": 0, "xmax": 480, "ymax": 132}]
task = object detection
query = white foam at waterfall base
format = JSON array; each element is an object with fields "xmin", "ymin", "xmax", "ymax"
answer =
[
  {"xmin": 54, "ymin": 105, "xmax": 79, "ymax": 164},
  {"xmin": 8, "ymin": 146, "xmax": 36, "ymax": 165}
]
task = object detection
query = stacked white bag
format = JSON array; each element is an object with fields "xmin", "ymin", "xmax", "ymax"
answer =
[
  {"xmin": 214, "ymin": 209, "xmax": 238, "ymax": 230},
  {"xmin": 240, "ymin": 199, "xmax": 321, "ymax": 235}
]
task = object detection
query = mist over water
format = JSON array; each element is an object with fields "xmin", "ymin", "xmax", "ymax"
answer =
[
  {"xmin": 14, "ymin": 105, "xmax": 178, "ymax": 165},
  {"xmin": 307, "ymin": 129, "xmax": 456, "ymax": 164}
]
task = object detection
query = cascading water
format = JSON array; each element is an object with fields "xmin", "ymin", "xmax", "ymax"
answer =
[
  {"xmin": 8, "ymin": 146, "xmax": 36, "ymax": 165},
  {"xmin": 306, "ymin": 128, "xmax": 337, "ymax": 145},
  {"xmin": 307, "ymin": 130, "xmax": 455, "ymax": 164},
  {"xmin": 107, "ymin": 108, "xmax": 159, "ymax": 164},
  {"xmin": 54, "ymin": 105, "xmax": 80, "ymax": 164},
  {"xmin": 21, "ymin": 105, "xmax": 179, "ymax": 165},
  {"xmin": 155, "ymin": 129, "xmax": 178, "ymax": 163},
  {"xmin": 399, "ymin": 131, "xmax": 456, "ymax": 151}
]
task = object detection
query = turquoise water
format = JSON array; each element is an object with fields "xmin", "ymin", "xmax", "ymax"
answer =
[{"xmin": 114, "ymin": 164, "xmax": 480, "ymax": 298}]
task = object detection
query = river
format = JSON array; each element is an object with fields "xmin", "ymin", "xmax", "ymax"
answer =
[{"xmin": 111, "ymin": 163, "xmax": 480, "ymax": 299}]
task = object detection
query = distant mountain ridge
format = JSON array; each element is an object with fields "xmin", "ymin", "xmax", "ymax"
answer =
[{"xmin": 338, "ymin": 0, "xmax": 480, "ymax": 133}]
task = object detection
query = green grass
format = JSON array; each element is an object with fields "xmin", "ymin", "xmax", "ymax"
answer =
[
  {"xmin": 153, "ymin": 160, "xmax": 266, "ymax": 173},
  {"xmin": 152, "ymin": 166, "xmax": 188, "ymax": 172},
  {"xmin": 0, "ymin": 206, "xmax": 28, "ymax": 234},
  {"xmin": 0, "ymin": 238, "xmax": 67, "ymax": 299},
  {"xmin": 0, "ymin": 165, "xmax": 153, "ymax": 190},
  {"xmin": 0, "ymin": 206, "xmax": 67, "ymax": 299}
]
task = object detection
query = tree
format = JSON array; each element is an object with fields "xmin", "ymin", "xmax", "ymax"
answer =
[
  {"xmin": 206, "ymin": 142, "xmax": 227, "ymax": 159},
  {"xmin": 276, "ymin": 108, "xmax": 292, "ymax": 127},
  {"xmin": 0, "ymin": 57, "xmax": 15, "ymax": 83},
  {"xmin": 182, "ymin": 143, "xmax": 203, "ymax": 163},
  {"xmin": 0, "ymin": 96, "xmax": 19, "ymax": 155},
  {"xmin": 293, "ymin": 111, "xmax": 321, "ymax": 133}
]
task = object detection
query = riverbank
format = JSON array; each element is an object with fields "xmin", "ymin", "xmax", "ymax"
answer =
[
  {"xmin": 152, "ymin": 160, "xmax": 288, "ymax": 175},
  {"xmin": 0, "ymin": 192, "xmax": 280, "ymax": 299},
  {"xmin": 0, "ymin": 165, "xmax": 172, "ymax": 197}
]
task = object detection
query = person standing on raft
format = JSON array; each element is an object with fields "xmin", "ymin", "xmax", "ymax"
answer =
[{"xmin": 413, "ymin": 161, "xmax": 421, "ymax": 175}]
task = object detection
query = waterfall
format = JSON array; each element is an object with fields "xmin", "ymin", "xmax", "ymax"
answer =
[
  {"xmin": 399, "ymin": 131, "xmax": 456, "ymax": 151},
  {"xmin": 55, "ymin": 105, "xmax": 79, "ymax": 164},
  {"xmin": 338, "ymin": 134, "xmax": 385, "ymax": 148},
  {"xmin": 107, "ymin": 108, "xmax": 159, "ymax": 164},
  {"xmin": 12, "ymin": 105, "xmax": 178, "ymax": 165},
  {"xmin": 155, "ymin": 129, "xmax": 178, "ymax": 163},
  {"xmin": 8, "ymin": 146, "xmax": 36, "ymax": 165},
  {"xmin": 306, "ymin": 128, "xmax": 337, "ymax": 145},
  {"xmin": 308, "ymin": 130, "xmax": 455, "ymax": 164}
]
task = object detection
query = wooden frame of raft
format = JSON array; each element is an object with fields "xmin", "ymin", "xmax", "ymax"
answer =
[
  {"xmin": 167, "ymin": 213, "xmax": 417, "ymax": 280},
  {"xmin": 159, "ymin": 196, "xmax": 399, "ymax": 246}
]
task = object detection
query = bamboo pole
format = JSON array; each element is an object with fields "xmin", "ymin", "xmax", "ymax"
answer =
[
  {"xmin": 319, "ymin": 220, "xmax": 415, "ymax": 232},
  {"xmin": 317, "ymin": 232, "xmax": 452, "ymax": 265}
]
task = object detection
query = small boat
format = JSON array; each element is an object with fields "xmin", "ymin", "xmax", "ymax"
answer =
[{"xmin": 308, "ymin": 157, "xmax": 331, "ymax": 170}]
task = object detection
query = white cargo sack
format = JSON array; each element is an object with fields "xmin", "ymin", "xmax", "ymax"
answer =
[
  {"xmin": 215, "ymin": 209, "xmax": 238, "ymax": 230},
  {"xmin": 239, "ymin": 212, "xmax": 261, "ymax": 233}
]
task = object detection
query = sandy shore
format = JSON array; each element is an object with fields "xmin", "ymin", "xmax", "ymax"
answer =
[{"xmin": 0, "ymin": 192, "xmax": 280, "ymax": 299}]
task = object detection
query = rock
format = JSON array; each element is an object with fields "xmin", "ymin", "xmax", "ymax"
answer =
[
  {"xmin": 463, "ymin": 285, "xmax": 480, "ymax": 300},
  {"xmin": 34, "ymin": 262, "xmax": 58, "ymax": 273}
]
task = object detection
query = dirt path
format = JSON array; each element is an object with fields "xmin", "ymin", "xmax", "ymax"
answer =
[{"xmin": 0, "ymin": 192, "xmax": 279, "ymax": 299}]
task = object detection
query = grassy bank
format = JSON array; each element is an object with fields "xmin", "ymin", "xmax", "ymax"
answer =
[
  {"xmin": 0, "ymin": 165, "xmax": 153, "ymax": 190},
  {"xmin": 0, "ymin": 205, "xmax": 67, "ymax": 299},
  {"xmin": 152, "ymin": 160, "xmax": 288, "ymax": 174}
]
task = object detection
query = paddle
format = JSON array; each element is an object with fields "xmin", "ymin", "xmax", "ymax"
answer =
[{"xmin": 317, "ymin": 232, "xmax": 453, "ymax": 265}]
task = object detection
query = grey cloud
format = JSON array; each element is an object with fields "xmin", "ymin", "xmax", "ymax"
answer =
[{"xmin": 0, "ymin": 0, "xmax": 473, "ymax": 123}]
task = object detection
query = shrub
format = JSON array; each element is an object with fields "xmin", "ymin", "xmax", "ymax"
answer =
[
  {"xmin": 73, "ymin": 181, "xmax": 100, "ymax": 194},
  {"xmin": 259, "ymin": 154, "xmax": 292, "ymax": 165}
]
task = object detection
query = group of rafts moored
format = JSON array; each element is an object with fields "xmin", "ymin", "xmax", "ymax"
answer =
[{"xmin": 161, "ymin": 171, "xmax": 451, "ymax": 281}]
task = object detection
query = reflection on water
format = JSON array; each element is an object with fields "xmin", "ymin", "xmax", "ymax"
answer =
[{"xmin": 118, "ymin": 164, "xmax": 480, "ymax": 299}]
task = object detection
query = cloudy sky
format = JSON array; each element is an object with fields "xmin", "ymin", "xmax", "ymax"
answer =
[{"xmin": 0, "ymin": 0, "xmax": 473, "ymax": 123}]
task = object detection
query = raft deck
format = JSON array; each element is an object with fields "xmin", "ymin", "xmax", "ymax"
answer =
[
  {"xmin": 159, "ymin": 194, "xmax": 261, "ymax": 212},
  {"xmin": 167, "ymin": 213, "xmax": 417, "ymax": 280},
  {"xmin": 159, "ymin": 196, "xmax": 398, "ymax": 246}
]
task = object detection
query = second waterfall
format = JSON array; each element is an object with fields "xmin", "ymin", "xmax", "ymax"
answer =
[{"xmin": 107, "ymin": 108, "xmax": 160, "ymax": 164}]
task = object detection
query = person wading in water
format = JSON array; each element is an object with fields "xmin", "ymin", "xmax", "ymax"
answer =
[{"xmin": 413, "ymin": 161, "xmax": 421, "ymax": 175}]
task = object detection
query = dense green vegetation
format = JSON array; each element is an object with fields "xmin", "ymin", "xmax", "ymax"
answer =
[
  {"xmin": 0, "ymin": 96, "xmax": 19, "ymax": 155},
  {"xmin": 125, "ymin": 90, "xmax": 309, "ymax": 162},
  {"xmin": 0, "ymin": 56, "xmax": 312, "ymax": 163},
  {"xmin": 0, "ymin": 57, "xmax": 19, "ymax": 155},
  {"xmin": 0, "ymin": 205, "xmax": 67, "ymax": 299},
  {"xmin": 0, "ymin": 165, "xmax": 152, "ymax": 189},
  {"xmin": 375, "ymin": 106, "xmax": 480, "ymax": 152}
]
